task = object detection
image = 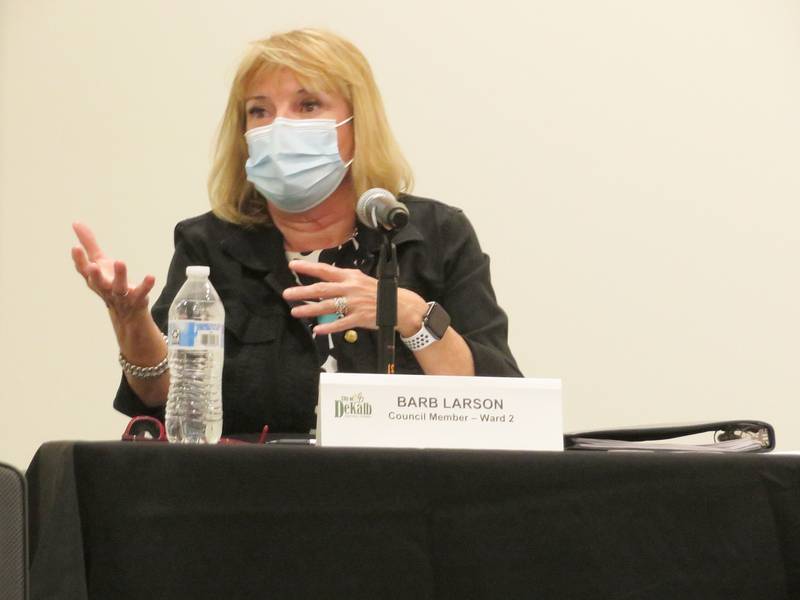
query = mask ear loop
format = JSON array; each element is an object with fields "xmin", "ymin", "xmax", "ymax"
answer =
[{"xmin": 336, "ymin": 116, "xmax": 355, "ymax": 168}]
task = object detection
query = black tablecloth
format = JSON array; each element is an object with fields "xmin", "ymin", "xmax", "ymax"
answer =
[{"xmin": 26, "ymin": 442, "xmax": 800, "ymax": 600}]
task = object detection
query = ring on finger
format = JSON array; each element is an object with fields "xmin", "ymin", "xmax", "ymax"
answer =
[
  {"xmin": 334, "ymin": 296, "xmax": 348, "ymax": 319},
  {"xmin": 113, "ymin": 289, "xmax": 130, "ymax": 298}
]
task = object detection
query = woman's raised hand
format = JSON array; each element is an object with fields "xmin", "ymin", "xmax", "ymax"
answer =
[{"xmin": 71, "ymin": 222, "xmax": 156, "ymax": 323}]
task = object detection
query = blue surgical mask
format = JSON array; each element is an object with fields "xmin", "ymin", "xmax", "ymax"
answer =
[{"xmin": 244, "ymin": 116, "xmax": 354, "ymax": 213}]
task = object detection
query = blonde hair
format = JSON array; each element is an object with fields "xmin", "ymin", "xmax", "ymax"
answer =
[{"xmin": 208, "ymin": 29, "xmax": 414, "ymax": 227}]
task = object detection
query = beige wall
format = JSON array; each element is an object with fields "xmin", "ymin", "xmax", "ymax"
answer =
[{"xmin": 1, "ymin": 0, "xmax": 798, "ymax": 469}]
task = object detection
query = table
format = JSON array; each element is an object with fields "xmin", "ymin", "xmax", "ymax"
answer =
[{"xmin": 26, "ymin": 442, "xmax": 800, "ymax": 599}]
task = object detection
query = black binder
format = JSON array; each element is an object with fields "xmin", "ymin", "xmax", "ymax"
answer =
[{"xmin": 564, "ymin": 420, "xmax": 775, "ymax": 453}]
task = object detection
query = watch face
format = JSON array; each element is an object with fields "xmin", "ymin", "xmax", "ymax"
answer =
[{"xmin": 424, "ymin": 302, "xmax": 451, "ymax": 340}]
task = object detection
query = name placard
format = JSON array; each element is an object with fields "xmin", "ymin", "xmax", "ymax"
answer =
[{"xmin": 317, "ymin": 373, "xmax": 563, "ymax": 451}]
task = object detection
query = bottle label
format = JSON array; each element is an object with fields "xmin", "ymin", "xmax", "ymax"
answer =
[{"xmin": 168, "ymin": 320, "xmax": 224, "ymax": 349}]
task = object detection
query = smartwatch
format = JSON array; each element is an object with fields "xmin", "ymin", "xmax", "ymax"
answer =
[{"xmin": 400, "ymin": 302, "xmax": 451, "ymax": 352}]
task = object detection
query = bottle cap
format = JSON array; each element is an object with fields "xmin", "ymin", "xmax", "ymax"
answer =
[{"xmin": 186, "ymin": 265, "xmax": 210, "ymax": 278}]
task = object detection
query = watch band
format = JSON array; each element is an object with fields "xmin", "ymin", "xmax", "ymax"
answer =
[
  {"xmin": 400, "ymin": 324, "xmax": 439, "ymax": 352},
  {"xmin": 400, "ymin": 302, "xmax": 449, "ymax": 352}
]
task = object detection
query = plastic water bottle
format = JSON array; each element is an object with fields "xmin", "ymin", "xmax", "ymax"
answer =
[{"xmin": 166, "ymin": 266, "xmax": 224, "ymax": 444}]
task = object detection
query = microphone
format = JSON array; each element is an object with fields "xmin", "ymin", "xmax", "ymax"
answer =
[{"xmin": 356, "ymin": 188, "xmax": 409, "ymax": 231}]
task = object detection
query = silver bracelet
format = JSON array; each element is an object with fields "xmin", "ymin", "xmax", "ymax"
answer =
[{"xmin": 119, "ymin": 334, "xmax": 169, "ymax": 379}]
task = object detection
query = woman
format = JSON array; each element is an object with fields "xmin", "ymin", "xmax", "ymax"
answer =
[{"xmin": 71, "ymin": 29, "xmax": 521, "ymax": 435}]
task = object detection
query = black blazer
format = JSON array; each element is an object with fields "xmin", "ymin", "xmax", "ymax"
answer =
[{"xmin": 114, "ymin": 195, "xmax": 521, "ymax": 434}]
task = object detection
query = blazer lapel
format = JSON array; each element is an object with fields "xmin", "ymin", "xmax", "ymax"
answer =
[{"xmin": 218, "ymin": 224, "xmax": 296, "ymax": 300}]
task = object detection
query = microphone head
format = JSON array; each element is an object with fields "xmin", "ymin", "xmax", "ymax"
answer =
[
  {"xmin": 388, "ymin": 208, "xmax": 409, "ymax": 229},
  {"xmin": 356, "ymin": 188, "xmax": 397, "ymax": 230}
]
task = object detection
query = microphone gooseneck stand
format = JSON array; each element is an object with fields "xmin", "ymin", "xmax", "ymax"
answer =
[
  {"xmin": 357, "ymin": 188, "xmax": 409, "ymax": 374},
  {"xmin": 376, "ymin": 231, "xmax": 398, "ymax": 374}
]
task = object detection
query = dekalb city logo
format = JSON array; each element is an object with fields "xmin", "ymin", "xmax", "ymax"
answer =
[{"xmin": 335, "ymin": 392, "xmax": 373, "ymax": 418}]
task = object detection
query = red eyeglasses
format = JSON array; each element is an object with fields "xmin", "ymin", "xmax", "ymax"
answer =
[{"xmin": 121, "ymin": 416, "xmax": 167, "ymax": 441}]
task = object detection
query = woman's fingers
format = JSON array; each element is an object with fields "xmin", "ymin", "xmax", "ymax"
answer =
[
  {"xmin": 287, "ymin": 260, "xmax": 349, "ymax": 282},
  {"xmin": 290, "ymin": 295, "xmax": 378, "ymax": 334},
  {"xmin": 128, "ymin": 275, "xmax": 156, "ymax": 305},
  {"xmin": 313, "ymin": 314, "xmax": 359, "ymax": 336},
  {"xmin": 283, "ymin": 281, "xmax": 344, "ymax": 302},
  {"xmin": 111, "ymin": 261, "xmax": 130, "ymax": 297},
  {"xmin": 107, "ymin": 262, "xmax": 155, "ymax": 309},
  {"xmin": 87, "ymin": 263, "xmax": 112, "ymax": 295},
  {"xmin": 290, "ymin": 299, "xmax": 338, "ymax": 320},
  {"xmin": 283, "ymin": 262, "xmax": 375, "ymax": 303},
  {"xmin": 71, "ymin": 246, "xmax": 90, "ymax": 278},
  {"xmin": 72, "ymin": 221, "xmax": 106, "ymax": 261}
]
